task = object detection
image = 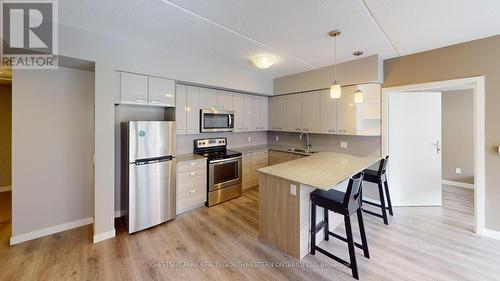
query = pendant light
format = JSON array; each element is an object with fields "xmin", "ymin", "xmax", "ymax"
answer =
[
  {"xmin": 329, "ymin": 30, "xmax": 341, "ymax": 99},
  {"xmin": 354, "ymin": 86, "xmax": 364, "ymax": 104}
]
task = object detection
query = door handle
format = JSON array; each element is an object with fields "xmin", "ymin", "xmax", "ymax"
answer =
[{"xmin": 433, "ymin": 140, "xmax": 441, "ymax": 154}]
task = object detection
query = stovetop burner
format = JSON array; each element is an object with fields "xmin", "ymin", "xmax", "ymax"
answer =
[
  {"xmin": 193, "ymin": 137, "xmax": 242, "ymax": 162},
  {"xmin": 196, "ymin": 149, "xmax": 242, "ymax": 161}
]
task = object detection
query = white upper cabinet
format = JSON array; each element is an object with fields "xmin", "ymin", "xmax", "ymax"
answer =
[
  {"xmin": 217, "ymin": 90, "xmax": 233, "ymax": 111},
  {"xmin": 301, "ymin": 91, "xmax": 320, "ymax": 133},
  {"xmin": 268, "ymin": 97, "xmax": 277, "ymax": 130},
  {"xmin": 337, "ymin": 86, "xmax": 359, "ymax": 135},
  {"xmin": 120, "ymin": 72, "xmax": 148, "ymax": 104},
  {"xmin": 319, "ymin": 89, "xmax": 338, "ymax": 134},
  {"xmin": 186, "ymin": 86, "xmax": 200, "ymax": 134},
  {"xmin": 276, "ymin": 95, "xmax": 287, "ymax": 131},
  {"xmin": 356, "ymin": 84, "xmax": 382, "ymax": 136},
  {"xmin": 252, "ymin": 96, "xmax": 268, "ymax": 131},
  {"xmin": 243, "ymin": 95, "xmax": 253, "ymax": 131},
  {"xmin": 260, "ymin": 96, "xmax": 268, "ymax": 131},
  {"xmin": 232, "ymin": 93, "xmax": 245, "ymax": 132},
  {"xmin": 148, "ymin": 76, "xmax": 175, "ymax": 107},
  {"xmin": 286, "ymin": 94, "xmax": 302, "ymax": 132},
  {"xmin": 198, "ymin": 88, "xmax": 218, "ymax": 110},
  {"xmin": 175, "ymin": 84, "xmax": 187, "ymax": 135}
]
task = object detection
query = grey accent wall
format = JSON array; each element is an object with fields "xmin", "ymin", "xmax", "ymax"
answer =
[
  {"xmin": 442, "ymin": 89, "xmax": 474, "ymax": 184},
  {"xmin": 273, "ymin": 55, "xmax": 383, "ymax": 95},
  {"xmin": 12, "ymin": 67, "xmax": 95, "ymax": 236},
  {"xmin": 0, "ymin": 84, "xmax": 11, "ymax": 188}
]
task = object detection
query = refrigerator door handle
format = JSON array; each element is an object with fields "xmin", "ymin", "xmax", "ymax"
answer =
[{"xmin": 135, "ymin": 155, "xmax": 175, "ymax": 165}]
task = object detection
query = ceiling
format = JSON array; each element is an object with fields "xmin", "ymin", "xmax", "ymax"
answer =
[{"xmin": 58, "ymin": 0, "xmax": 500, "ymax": 79}]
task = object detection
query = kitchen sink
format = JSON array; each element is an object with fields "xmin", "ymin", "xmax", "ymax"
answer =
[{"xmin": 286, "ymin": 148, "xmax": 318, "ymax": 155}]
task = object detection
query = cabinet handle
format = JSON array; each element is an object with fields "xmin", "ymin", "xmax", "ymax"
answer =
[
  {"xmin": 135, "ymin": 98, "xmax": 147, "ymax": 103},
  {"xmin": 189, "ymin": 162, "xmax": 198, "ymax": 167},
  {"xmin": 189, "ymin": 171, "xmax": 197, "ymax": 176},
  {"xmin": 178, "ymin": 129, "xmax": 185, "ymax": 133},
  {"xmin": 189, "ymin": 189, "xmax": 197, "ymax": 195},
  {"xmin": 150, "ymin": 99, "xmax": 161, "ymax": 103}
]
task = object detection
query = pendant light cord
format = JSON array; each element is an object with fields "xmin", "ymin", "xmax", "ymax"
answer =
[{"xmin": 334, "ymin": 34, "xmax": 337, "ymax": 81}]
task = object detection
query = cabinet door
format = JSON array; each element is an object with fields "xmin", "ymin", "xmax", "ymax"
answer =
[
  {"xmin": 242, "ymin": 153, "xmax": 252, "ymax": 190},
  {"xmin": 286, "ymin": 94, "xmax": 302, "ymax": 132},
  {"xmin": 268, "ymin": 97, "xmax": 277, "ymax": 130},
  {"xmin": 186, "ymin": 86, "xmax": 200, "ymax": 134},
  {"xmin": 175, "ymin": 84, "xmax": 187, "ymax": 135},
  {"xmin": 269, "ymin": 151, "xmax": 280, "ymax": 165},
  {"xmin": 277, "ymin": 96, "xmax": 287, "ymax": 131},
  {"xmin": 148, "ymin": 77, "xmax": 175, "ymax": 107},
  {"xmin": 252, "ymin": 96, "xmax": 266, "ymax": 131},
  {"xmin": 217, "ymin": 90, "xmax": 233, "ymax": 111},
  {"xmin": 320, "ymin": 89, "xmax": 338, "ymax": 134},
  {"xmin": 261, "ymin": 97, "xmax": 268, "ymax": 131},
  {"xmin": 243, "ymin": 95, "xmax": 253, "ymax": 131},
  {"xmin": 232, "ymin": 93, "xmax": 245, "ymax": 132},
  {"xmin": 120, "ymin": 72, "xmax": 148, "ymax": 104},
  {"xmin": 301, "ymin": 91, "xmax": 320, "ymax": 133},
  {"xmin": 337, "ymin": 86, "xmax": 358, "ymax": 135},
  {"xmin": 198, "ymin": 87, "xmax": 218, "ymax": 110}
]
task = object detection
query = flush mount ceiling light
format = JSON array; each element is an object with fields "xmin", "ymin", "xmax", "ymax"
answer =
[
  {"xmin": 329, "ymin": 30, "xmax": 341, "ymax": 99},
  {"xmin": 251, "ymin": 55, "xmax": 275, "ymax": 69}
]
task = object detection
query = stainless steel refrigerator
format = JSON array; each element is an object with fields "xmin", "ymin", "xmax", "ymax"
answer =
[{"xmin": 122, "ymin": 121, "xmax": 176, "ymax": 233}]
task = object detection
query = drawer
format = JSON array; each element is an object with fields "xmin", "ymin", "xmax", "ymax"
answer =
[
  {"xmin": 177, "ymin": 159, "xmax": 207, "ymax": 173},
  {"xmin": 177, "ymin": 187, "xmax": 206, "ymax": 214},
  {"xmin": 177, "ymin": 183, "xmax": 206, "ymax": 200},
  {"xmin": 177, "ymin": 169, "xmax": 206, "ymax": 188}
]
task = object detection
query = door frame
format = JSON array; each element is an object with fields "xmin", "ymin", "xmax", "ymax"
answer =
[{"xmin": 382, "ymin": 76, "xmax": 485, "ymax": 235}]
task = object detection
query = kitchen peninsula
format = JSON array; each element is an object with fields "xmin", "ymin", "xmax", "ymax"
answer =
[{"xmin": 257, "ymin": 152, "xmax": 380, "ymax": 259}]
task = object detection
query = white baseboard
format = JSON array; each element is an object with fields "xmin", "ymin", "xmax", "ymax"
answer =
[
  {"xmin": 93, "ymin": 229, "xmax": 116, "ymax": 243},
  {"xmin": 484, "ymin": 228, "xmax": 500, "ymax": 240},
  {"xmin": 0, "ymin": 185, "xmax": 11, "ymax": 192},
  {"xmin": 442, "ymin": 180, "xmax": 475, "ymax": 189},
  {"xmin": 10, "ymin": 217, "xmax": 93, "ymax": 245}
]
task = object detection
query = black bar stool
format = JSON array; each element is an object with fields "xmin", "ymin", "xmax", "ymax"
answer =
[
  {"xmin": 310, "ymin": 173, "xmax": 369, "ymax": 280},
  {"xmin": 361, "ymin": 156, "xmax": 393, "ymax": 225}
]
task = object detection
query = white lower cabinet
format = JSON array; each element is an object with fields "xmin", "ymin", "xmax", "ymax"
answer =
[{"xmin": 176, "ymin": 158, "xmax": 207, "ymax": 215}]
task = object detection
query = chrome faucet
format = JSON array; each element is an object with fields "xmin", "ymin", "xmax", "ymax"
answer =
[{"xmin": 299, "ymin": 131, "xmax": 312, "ymax": 150}]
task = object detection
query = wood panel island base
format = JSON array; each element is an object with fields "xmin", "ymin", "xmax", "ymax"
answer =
[{"xmin": 257, "ymin": 152, "xmax": 380, "ymax": 259}]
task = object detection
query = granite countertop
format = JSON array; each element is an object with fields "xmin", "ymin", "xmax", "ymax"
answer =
[
  {"xmin": 257, "ymin": 152, "xmax": 380, "ymax": 190},
  {"xmin": 176, "ymin": 153, "xmax": 207, "ymax": 163}
]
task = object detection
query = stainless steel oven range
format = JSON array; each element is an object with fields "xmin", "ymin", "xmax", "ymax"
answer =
[{"xmin": 194, "ymin": 137, "xmax": 242, "ymax": 206}]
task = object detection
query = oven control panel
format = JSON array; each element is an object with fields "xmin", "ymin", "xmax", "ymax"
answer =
[{"xmin": 195, "ymin": 137, "xmax": 226, "ymax": 149}]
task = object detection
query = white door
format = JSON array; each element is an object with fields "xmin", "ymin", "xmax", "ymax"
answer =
[
  {"xmin": 232, "ymin": 93, "xmax": 244, "ymax": 132},
  {"xmin": 198, "ymin": 87, "xmax": 217, "ymax": 110},
  {"xmin": 148, "ymin": 77, "xmax": 175, "ymax": 107},
  {"xmin": 286, "ymin": 94, "xmax": 302, "ymax": 132},
  {"xmin": 302, "ymin": 91, "xmax": 320, "ymax": 133},
  {"xmin": 388, "ymin": 91, "xmax": 442, "ymax": 206},
  {"xmin": 217, "ymin": 90, "xmax": 233, "ymax": 110},
  {"xmin": 243, "ymin": 95, "xmax": 253, "ymax": 131},
  {"xmin": 276, "ymin": 96, "xmax": 287, "ymax": 131},
  {"xmin": 186, "ymin": 86, "xmax": 200, "ymax": 134}
]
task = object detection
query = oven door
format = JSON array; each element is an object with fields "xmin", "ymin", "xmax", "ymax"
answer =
[
  {"xmin": 208, "ymin": 157, "xmax": 242, "ymax": 191},
  {"xmin": 201, "ymin": 109, "xmax": 235, "ymax": 133}
]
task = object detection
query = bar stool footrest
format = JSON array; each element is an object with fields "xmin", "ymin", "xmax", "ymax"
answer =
[
  {"xmin": 314, "ymin": 246, "xmax": 351, "ymax": 268},
  {"xmin": 329, "ymin": 231, "xmax": 366, "ymax": 250},
  {"xmin": 362, "ymin": 209, "xmax": 385, "ymax": 219}
]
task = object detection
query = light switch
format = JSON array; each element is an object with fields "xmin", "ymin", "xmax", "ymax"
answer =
[
  {"xmin": 290, "ymin": 184, "xmax": 296, "ymax": 196},
  {"xmin": 455, "ymin": 168, "xmax": 462, "ymax": 174},
  {"xmin": 340, "ymin": 141, "xmax": 348, "ymax": 149},
  {"xmin": 275, "ymin": 135, "xmax": 279, "ymax": 141},
  {"xmin": 247, "ymin": 136, "xmax": 252, "ymax": 143}
]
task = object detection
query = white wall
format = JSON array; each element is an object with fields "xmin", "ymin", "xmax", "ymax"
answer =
[
  {"xmin": 53, "ymin": 24, "xmax": 273, "ymax": 240},
  {"xmin": 11, "ymin": 67, "xmax": 94, "ymax": 237}
]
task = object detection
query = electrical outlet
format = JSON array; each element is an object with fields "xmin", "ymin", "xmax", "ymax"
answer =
[
  {"xmin": 275, "ymin": 135, "xmax": 279, "ymax": 141},
  {"xmin": 247, "ymin": 136, "xmax": 252, "ymax": 143},
  {"xmin": 290, "ymin": 184, "xmax": 296, "ymax": 196},
  {"xmin": 455, "ymin": 168, "xmax": 462, "ymax": 174},
  {"xmin": 340, "ymin": 141, "xmax": 348, "ymax": 149}
]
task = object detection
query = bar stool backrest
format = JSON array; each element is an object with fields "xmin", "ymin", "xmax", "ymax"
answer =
[
  {"xmin": 377, "ymin": 156, "xmax": 390, "ymax": 178},
  {"xmin": 343, "ymin": 173, "xmax": 364, "ymax": 211}
]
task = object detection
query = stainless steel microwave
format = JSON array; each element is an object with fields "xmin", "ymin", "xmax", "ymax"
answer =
[{"xmin": 200, "ymin": 109, "xmax": 235, "ymax": 133}]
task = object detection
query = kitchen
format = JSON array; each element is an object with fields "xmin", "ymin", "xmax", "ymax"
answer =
[{"xmin": 2, "ymin": 1, "xmax": 500, "ymax": 281}]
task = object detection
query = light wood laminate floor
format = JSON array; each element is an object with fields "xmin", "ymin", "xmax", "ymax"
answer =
[{"xmin": 1, "ymin": 186, "xmax": 499, "ymax": 281}]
